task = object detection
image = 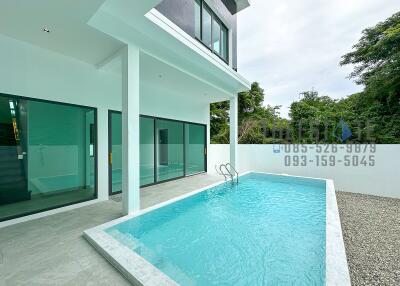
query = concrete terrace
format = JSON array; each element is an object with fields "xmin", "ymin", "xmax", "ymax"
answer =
[{"xmin": 0, "ymin": 177, "xmax": 399, "ymax": 285}]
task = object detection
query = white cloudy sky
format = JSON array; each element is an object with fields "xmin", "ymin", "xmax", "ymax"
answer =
[{"xmin": 237, "ymin": 0, "xmax": 400, "ymax": 118}]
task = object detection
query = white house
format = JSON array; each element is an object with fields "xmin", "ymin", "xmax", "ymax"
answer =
[{"xmin": 0, "ymin": 0, "xmax": 251, "ymax": 223}]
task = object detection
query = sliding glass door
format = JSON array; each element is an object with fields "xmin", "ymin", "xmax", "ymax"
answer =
[
  {"xmin": 109, "ymin": 111, "xmax": 122, "ymax": 194},
  {"xmin": 185, "ymin": 123, "xmax": 206, "ymax": 175},
  {"xmin": 0, "ymin": 97, "xmax": 29, "ymax": 208},
  {"xmin": 108, "ymin": 113, "xmax": 206, "ymax": 193},
  {"xmin": 140, "ymin": 117, "xmax": 155, "ymax": 186},
  {"xmin": 0, "ymin": 94, "xmax": 97, "ymax": 221},
  {"xmin": 156, "ymin": 119, "xmax": 184, "ymax": 182}
]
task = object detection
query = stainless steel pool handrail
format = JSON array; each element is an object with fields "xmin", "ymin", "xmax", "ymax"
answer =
[
  {"xmin": 219, "ymin": 164, "xmax": 231, "ymax": 181},
  {"xmin": 215, "ymin": 163, "xmax": 239, "ymax": 185},
  {"xmin": 225, "ymin": 163, "xmax": 239, "ymax": 184}
]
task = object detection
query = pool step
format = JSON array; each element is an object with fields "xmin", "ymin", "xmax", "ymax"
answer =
[{"xmin": 108, "ymin": 229, "xmax": 193, "ymax": 285}]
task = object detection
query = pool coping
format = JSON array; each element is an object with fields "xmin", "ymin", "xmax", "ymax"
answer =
[{"xmin": 83, "ymin": 172, "xmax": 350, "ymax": 286}]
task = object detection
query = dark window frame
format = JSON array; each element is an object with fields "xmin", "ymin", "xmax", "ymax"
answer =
[{"xmin": 195, "ymin": 0, "xmax": 229, "ymax": 64}]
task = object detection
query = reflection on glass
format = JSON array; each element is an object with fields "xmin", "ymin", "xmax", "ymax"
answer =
[
  {"xmin": 0, "ymin": 95, "xmax": 96, "ymax": 221},
  {"xmin": 185, "ymin": 123, "xmax": 206, "ymax": 175},
  {"xmin": 110, "ymin": 112, "xmax": 122, "ymax": 194},
  {"xmin": 221, "ymin": 26, "xmax": 228, "ymax": 61},
  {"xmin": 156, "ymin": 119, "xmax": 184, "ymax": 182},
  {"xmin": 202, "ymin": 5, "xmax": 212, "ymax": 48},
  {"xmin": 140, "ymin": 117, "xmax": 155, "ymax": 186},
  {"xmin": 212, "ymin": 18, "xmax": 221, "ymax": 54}
]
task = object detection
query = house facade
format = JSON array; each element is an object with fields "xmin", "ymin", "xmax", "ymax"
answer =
[{"xmin": 0, "ymin": 0, "xmax": 250, "ymax": 225}]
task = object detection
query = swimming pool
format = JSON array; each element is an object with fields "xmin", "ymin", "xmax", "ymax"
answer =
[{"xmin": 84, "ymin": 172, "xmax": 350, "ymax": 286}]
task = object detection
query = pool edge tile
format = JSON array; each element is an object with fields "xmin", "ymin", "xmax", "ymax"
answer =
[
  {"xmin": 83, "ymin": 228, "xmax": 179, "ymax": 286},
  {"xmin": 84, "ymin": 172, "xmax": 350, "ymax": 286},
  {"xmin": 326, "ymin": 179, "xmax": 351, "ymax": 286}
]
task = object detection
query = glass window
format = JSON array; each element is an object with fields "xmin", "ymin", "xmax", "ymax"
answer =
[
  {"xmin": 156, "ymin": 119, "xmax": 184, "ymax": 182},
  {"xmin": 212, "ymin": 18, "xmax": 221, "ymax": 55},
  {"xmin": 140, "ymin": 117, "xmax": 155, "ymax": 186},
  {"xmin": 221, "ymin": 26, "xmax": 228, "ymax": 61},
  {"xmin": 185, "ymin": 123, "xmax": 206, "ymax": 175},
  {"xmin": 202, "ymin": 5, "xmax": 212, "ymax": 48},
  {"xmin": 110, "ymin": 112, "xmax": 122, "ymax": 194},
  {"xmin": 196, "ymin": 0, "xmax": 229, "ymax": 63},
  {"xmin": 195, "ymin": 0, "xmax": 201, "ymax": 39},
  {"xmin": 0, "ymin": 95, "xmax": 96, "ymax": 221}
]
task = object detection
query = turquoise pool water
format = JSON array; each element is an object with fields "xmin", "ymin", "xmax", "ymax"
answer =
[{"xmin": 107, "ymin": 173, "xmax": 326, "ymax": 285}]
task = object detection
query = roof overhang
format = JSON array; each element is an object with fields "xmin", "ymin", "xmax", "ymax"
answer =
[
  {"xmin": 221, "ymin": 0, "xmax": 251, "ymax": 14},
  {"xmin": 236, "ymin": 0, "xmax": 251, "ymax": 12},
  {"xmin": 89, "ymin": 0, "xmax": 251, "ymax": 97}
]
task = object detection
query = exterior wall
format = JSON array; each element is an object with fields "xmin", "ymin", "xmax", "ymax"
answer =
[
  {"xmin": 155, "ymin": 0, "xmax": 238, "ymax": 69},
  {"xmin": 0, "ymin": 34, "xmax": 211, "ymax": 205},
  {"xmin": 0, "ymin": 34, "xmax": 121, "ymax": 202},
  {"xmin": 140, "ymin": 89, "xmax": 209, "ymax": 124},
  {"xmin": 208, "ymin": 144, "xmax": 400, "ymax": 199}
]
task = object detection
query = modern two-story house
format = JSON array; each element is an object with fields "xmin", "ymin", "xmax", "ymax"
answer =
[{"xmin": 0, "ymin": 0, "xmax": 250, "ymax": 225}]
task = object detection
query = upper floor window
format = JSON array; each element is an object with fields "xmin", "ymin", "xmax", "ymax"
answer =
[{"xmin": 194, "ymin": 0, "xmax": 229, "ymax": 63}]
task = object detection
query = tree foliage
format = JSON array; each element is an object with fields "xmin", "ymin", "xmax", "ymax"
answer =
[{"xmin": 211, "ymin": 11, "xmax": 400, "ymax": 144}]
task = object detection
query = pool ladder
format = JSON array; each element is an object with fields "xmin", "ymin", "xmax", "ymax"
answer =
[{"xmin": 215, "ymin": 163, "xmax": 239, "ymax": 185}]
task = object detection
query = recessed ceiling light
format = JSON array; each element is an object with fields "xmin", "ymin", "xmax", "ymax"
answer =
[{"xmin": 41, "ymin": 28, "xmax": 51, "ymax": 33}]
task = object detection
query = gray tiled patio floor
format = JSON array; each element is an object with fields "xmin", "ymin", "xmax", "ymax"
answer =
[{"xmin": 0, "ymin": 174, "xmax": 222, "ymax": 286}]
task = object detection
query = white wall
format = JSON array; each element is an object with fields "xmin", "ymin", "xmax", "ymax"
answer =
[
  {"xmin": 0, "ymin": 34, "xmax": 211, "ymax": 203},
  {"xmin": 0, "ymin": 34, "xmax": 121, "ymax": 200},
  {"xmin": 208, "ymin": 144, "xmax": 400, "ymax": 199}
]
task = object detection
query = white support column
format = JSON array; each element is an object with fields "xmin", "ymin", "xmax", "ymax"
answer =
[
  {"xmin": 230, "ymin": 96, "xmax": 238, "ymax": 172},
  {"xmin": 122, "ymin": 45, "xmax": 140, "ymax": 215}
]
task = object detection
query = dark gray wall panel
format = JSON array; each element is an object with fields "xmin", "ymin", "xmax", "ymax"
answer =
[
  {"xmin": 156, "ymin": 0, "xmax": 196, "ymax": 37},
  {"xmin": 156, "ymin": 0, "xmax": 238, "ymax": 70}
]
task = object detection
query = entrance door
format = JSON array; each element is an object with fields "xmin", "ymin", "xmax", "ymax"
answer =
[
  {"xmin": 108, "ymin": 111, "xmax": 122, "ymax": 195},
  {"xmin": 0, "ymin": 96, "xmax": 30, "ymax": 205}
]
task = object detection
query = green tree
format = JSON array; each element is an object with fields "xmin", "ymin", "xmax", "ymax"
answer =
[
  {"xmin": 238, "ymin": 82, "xmax": 265, "ymax": 123},
  {"xmin": 210, "ymin": 101, "xmax": 229, "ymax": 144},
  {"xmin": 340, "ymin": 11, "xmax": 400, "ymax": 104},
  {"xmin": 340, "ymin": 11, "xmax": 400, "ymax": 143}
]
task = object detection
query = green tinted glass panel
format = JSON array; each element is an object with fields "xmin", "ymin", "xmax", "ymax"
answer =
[
  {"xmin": 185, "ymin": 123, "xmax": 206, "ymax": 175},
  {"xmin": 156, "ymin": 119, "xmax": 184, "ymax": 182},
  {"xmin": 140, "ymin": 117, "xmax": 155, "ymax": 186},
  {"xmin": 0, "ymin": 95, "xmax": 96, "ymax": 221},
  {"xmin": 110, "ymin": 112, "xmax": 122, "ymax": 194}
]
